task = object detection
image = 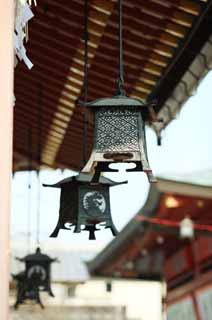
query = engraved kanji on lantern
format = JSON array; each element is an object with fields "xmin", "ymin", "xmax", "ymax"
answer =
[
  {"xmin": 43, "ymin": 173, "xmax": 127, "ymax": 240},
  {"xmin": 82, "ymin": 95, "xmax": 158, "ymax": 183}
]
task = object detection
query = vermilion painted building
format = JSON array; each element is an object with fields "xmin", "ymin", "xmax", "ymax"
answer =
[{"xmin": 88, "ymin": 178, "xmax": 212, "ymax": 320}]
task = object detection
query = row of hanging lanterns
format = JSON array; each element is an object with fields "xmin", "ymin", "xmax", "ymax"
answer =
[
  {"xmin": 13, "ymin": 0, "xmax": 201, "ymax": 309},
  {"xmin": 44, "ymin": 0, "xmax": 162, "ymax": 240},
  {"xmin": 13, "ymin": 0, "xmax": 162, "ymax": 309}
]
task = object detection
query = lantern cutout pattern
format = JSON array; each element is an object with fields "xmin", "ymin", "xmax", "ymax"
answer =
[
  {"xmin": 82, "ymin": 96, "xmax": 158, "ymax": 183},
  {"xmin": 13, "ymin": 247, "xmax": 57, "ymax": 309},
  {"xmin": 43, "ymin": 173, "xmax": 127, "ymax": 240}
]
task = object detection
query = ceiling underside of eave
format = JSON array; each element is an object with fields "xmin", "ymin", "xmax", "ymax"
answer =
[{"xmin": 13, "ymin": 0, "xmax": 212, "ymax": 171}]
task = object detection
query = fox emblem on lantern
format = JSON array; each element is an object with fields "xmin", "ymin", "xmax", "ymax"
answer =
[
  {"xmin": 16, "ymin": 248, "xmax": 57, "ymax": 296},
  {"xmin": 13, "ymin": 248, "xmax": 57, "ymax": 308},
  {"xmin": 43, "ymin": 173, "xmax": 127, "ymax": 240}
]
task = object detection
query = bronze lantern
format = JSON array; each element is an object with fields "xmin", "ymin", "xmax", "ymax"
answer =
[
  {"xmin": 81, "ymin": 95, "xmax": 157, "ymax": 183},
  {"xmin": 80, "ymin": 0, "xmax": 160, "ymax": 183},
  {"xmin": 80, "ymin": 0, "xmax": 161, "ymax": 182},
  {"xmin": 43, "ymin": 173, "xmax": 127, "ymax": 240},
  {"xmin": 16, "ymin": 248, "xmax": 57, "ymax": 296}
]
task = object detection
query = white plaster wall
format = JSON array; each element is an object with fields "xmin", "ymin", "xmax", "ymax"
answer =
[
  {"xmin": 10, "ymin": 279, "xmax": 162, "ymax": 320},
  {"xmin": 75, "ymin": 279, "xmax": 162, "ymax": 320}
]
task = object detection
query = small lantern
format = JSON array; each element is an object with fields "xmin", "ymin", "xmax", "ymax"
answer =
[
  {"xmin": 106, "ymin": 281, "xmax": 112, "ymax": 292},
  {"xmin": 13, "ymin": 271, "xmax": 44, "ymax": 309},
  {"xmin": 16, "ymin": 247, "xmax": 57, "ymax": 297},
  {"xmin": 180, "ymin": 216, "xmax": 194, "ymax": 239},
  {"xmin": 82, "ymin": 94, "xmax": 158, "ymax": 183},
  {"xmin": 43, "ymin": 173, "xmax": 127, "ymax": 240}
]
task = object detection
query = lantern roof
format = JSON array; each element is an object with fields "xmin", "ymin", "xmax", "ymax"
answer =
[
  {"xmin": 85, "ymin": 93, "xmax": 147, "ymax": 108},
  {"xmin": 43, "ymin": 173, "xmax": 127, "ymax": 188},
  {"xmin": 17, "ymin": 247, "xmax": 57, "ymax": 263}
]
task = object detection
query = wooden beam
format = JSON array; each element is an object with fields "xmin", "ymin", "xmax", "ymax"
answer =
[{"xmin": 167, "ymin": 269, "xmax": 212, "ymax": 304}]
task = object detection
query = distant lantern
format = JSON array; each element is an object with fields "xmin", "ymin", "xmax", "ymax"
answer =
[
  {"xmin": 81, "ymin": 95, "xmax": 158, "ymax": 183},
  {"xmin": 106, "ymin": 281, "xmax": 112, "ymax": 292},
  {"xmin": 16, "ymin": 248, "xmax": 57, "ymax": 298},
  {"xmin": 180, "ymin": 216, "xmax": 194, "ymax": 239},
  {"xmin": 43, "ymin": 173, "xmax": 127, "ymax": 240}
]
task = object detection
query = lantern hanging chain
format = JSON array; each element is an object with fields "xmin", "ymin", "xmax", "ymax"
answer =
[
  {"xmin": 36, "ymin": 84, "xmax": 43, "ymax": 247},
  {"xmin": 27, "ymin": 126, "xmax": 32, "ymax": 253},
  {"xmin": 82, "ymin": 0, "xmax": 89, "ymax": 166},
  {"xmin": 117, "ymin": 0, "xmax": 125, "ymax": 95}
]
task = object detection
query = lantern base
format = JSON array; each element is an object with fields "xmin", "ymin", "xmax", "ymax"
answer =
[
  {"xmin": 50, "ymin": 221, "xmax": 118, "ymax": 240},
  {"xmin": 82, "ymin": 223, "xmax": 118, "ymax": 240},
  {"xmin": 50, "ymin": 221, "xmax": 72, "ymax": 238},
  {"xmin": 82, "ymin": 154, "xmax": 157, "ymax": 183},
  {"xmin": 13, "ymin": 272, "xmax": 45, "ymax": 309}
]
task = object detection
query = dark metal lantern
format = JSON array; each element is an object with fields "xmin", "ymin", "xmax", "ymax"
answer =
[
  {"xmin": 17, "ymin": 247, "xmax": 56, "ymax": 297},
  {"xmin": 82, "ymin": 94, "xmax": 157, "ymax": 183},
  {"xmin": 43, "ymin": 173, "xmax": 127, "ymax": 240}
]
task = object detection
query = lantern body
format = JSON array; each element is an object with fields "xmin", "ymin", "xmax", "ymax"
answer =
[
  {"xmin": 44, "ymin": 173, "xmax": 127, "ymax": 240},
  {"xmin": 25, "ymin": 260, "xmax": 51, "ymax": 294},
  {"xmin": 17, "ymin": 248, "xmax": 56, "ymax": 298},
  {"xmin": 82, "ymin": 95, "xmax": 156, "ymax": 183}
]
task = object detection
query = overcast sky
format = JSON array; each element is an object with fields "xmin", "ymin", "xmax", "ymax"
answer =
[{"xmin": 11, "ymin": 71, "xmax": 212, "ymax": 255}]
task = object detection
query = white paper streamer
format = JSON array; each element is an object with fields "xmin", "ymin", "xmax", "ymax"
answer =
[
  {"xmin": 13, "ymin": 1, "xmax": 36, "ymax": 105},
  {"xmin": 14, "ymin": 0, "xmax": 36, "ymax": 69}
]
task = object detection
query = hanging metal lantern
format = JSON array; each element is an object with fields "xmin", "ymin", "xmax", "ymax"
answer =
[
  {"xmin": 13, "ymin": 271, "xmax": 44, "ymax": 309},
  {"xmin": 16, "ymin": 247, "xmax": 57, "ymax": 297},
  {"xmin": 43, "ymin": 173, "xmax": 127, "ymax": 240},
  {"xmin": 82, "ymin": 95, "xmax": 158, "ymax": 183},
  {"xmin": 81, "ymin": 0, "xmax": 160, "ymax": 183}
]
